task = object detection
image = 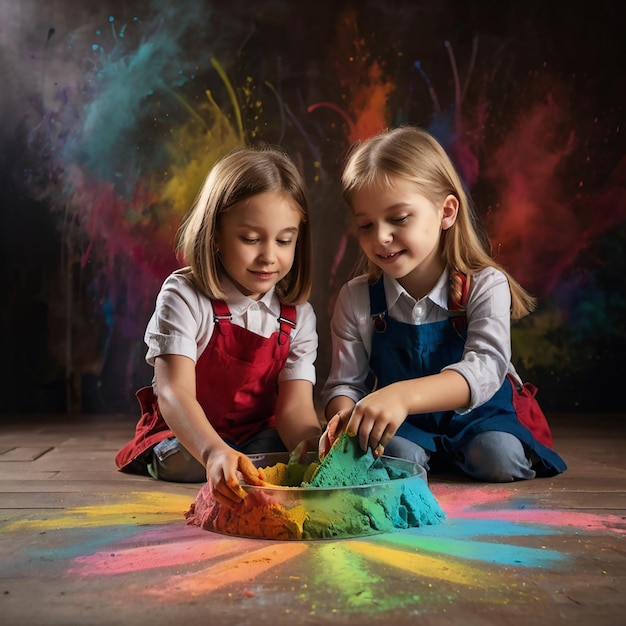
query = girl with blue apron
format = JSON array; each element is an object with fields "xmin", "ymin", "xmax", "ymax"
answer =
[{"xmin": 368, "ymin": 278, "xmax": 566, "ymax": 477}]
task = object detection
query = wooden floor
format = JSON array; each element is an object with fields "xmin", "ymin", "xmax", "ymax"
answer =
[{"xmin": 1, "ymin": 413, "xmax": 625, "ymax": 626}]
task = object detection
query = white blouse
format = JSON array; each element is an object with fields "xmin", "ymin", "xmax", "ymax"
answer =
[
  {"xmin": 321, "ymin": 266, "xmax": 523, "ymax": 414},
  {"xmin": 144, "ymin": 271, "xmax": 317, "ymax": 393}
]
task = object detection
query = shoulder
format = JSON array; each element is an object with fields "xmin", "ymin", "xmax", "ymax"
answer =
[
  {"xmin": 294, "ymin": 300, "xmax": 316, "ymax": 324},
  {"xmin": 157, "ymin": 270, "xmax": 212, "ymax": 316},
  {"xmin": 467, "ymin": 266, "xmax": 511, "ymax": 312},
  {"xmin": 160, "ymin": 270, "xmax": 197, "ymax": 295},
  {"xmin": 286, "ymin": 300, "xmax": 317, "ymax": 345},
  {"xmin": 331, "ymin": 274, "xmax": 373, "ymax": 328},
  {"xmin": 338, "ymin": 274, "xmax": 370, "ymax": 301},
  {"xmin": 470, "ymin": 266, "xmax": 510, "ymax": 293}
]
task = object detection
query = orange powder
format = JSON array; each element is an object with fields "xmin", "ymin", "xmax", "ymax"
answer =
[{"xmin": 186, "ymin": 487, "xmax": 308, "ymax": 540}]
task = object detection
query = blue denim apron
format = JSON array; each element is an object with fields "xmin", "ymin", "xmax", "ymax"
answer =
[{"xmin": 368, "ymin": 279, "xmax": 566, "ymax": 475}]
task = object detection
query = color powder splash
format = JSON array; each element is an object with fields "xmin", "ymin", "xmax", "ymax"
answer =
[
  {"xmin": 308, "ymin": 9, "xmax": 394, "ymax": 144},
  {"xmin": 2, "ymin": 483, "xmax": 624, "ymax": 614},
  {"xmin": 314, "ymin": 14, "xmax": 626, "ymax": 386},
  {"xmin": 6, "ymin": 3, "xmax": 276, "ymax": 394},
  {"xmin": 24, "ymin": 7, "xmax": 245, "ymax": 299},
  {"xmin": 484, "ymin": 90, "xmax": 624, "ymax": 299},
  {"xmin": 2, "ymin": 1, "xmax": 625, "ymax": 411}
]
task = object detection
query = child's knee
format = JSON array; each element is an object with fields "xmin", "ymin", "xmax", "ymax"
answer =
[
  {"xmin": 384, "ymin": 436, "xmax": 430, "ymax": 469},
  {"xmin": 459, "ymin": 431, "xmax": 535, "ymax": 482},
  {"xmin": 149, "ymin": 438, "xmax": 206, "ymax": 483}
]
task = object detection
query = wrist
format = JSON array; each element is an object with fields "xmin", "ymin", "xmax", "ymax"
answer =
[{"xmin": 200, "ymin": 439, "xmax": 229, "ymax": 466}]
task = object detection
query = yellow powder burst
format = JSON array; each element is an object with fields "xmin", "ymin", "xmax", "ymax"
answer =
[{"xmin": 3, "ymin": 491, "xmax": 191, "ymax": 531}]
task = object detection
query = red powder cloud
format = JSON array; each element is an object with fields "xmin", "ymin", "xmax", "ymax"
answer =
[{"xmin": 485, "ymin": 96, "xmax": 581, "ymax": 296}]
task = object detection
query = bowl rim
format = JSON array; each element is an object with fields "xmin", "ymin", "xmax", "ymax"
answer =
[{"xmin": 242, "ymin": 451, "xmax": 427, "ymax": 492}]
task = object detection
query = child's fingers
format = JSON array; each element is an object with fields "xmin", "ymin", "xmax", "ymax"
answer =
[
  {"xmin": 346, "ymin": 404, "xmax": 375, "ymax": 452},
  {"xmin": 326, "ymin": 413, "xmax": 342, "ymax": 442},
  {"xmin": 372, "ymin": 425, "xmax": 396, "ymax": 457},
  {"xmin": 318, "ymin": 427, "xmax": 334, "ymax": 460},
  {"xmin": 345, "ymin": 408, "xmax": 362, "ymax": 438},
  {"xmin": 318, "ymin": 412, "xmax": 347, "ymax": 459},
  {"xmin": 210, "ymin": 477, "xmax": 245, "ymax": 508},
  {"xmin": 368, "ymin": 422, "xmax": 396, "ymax": 456},
  {"xmin": 238, "ymin": 455, "xmax": 265, "ymax": 486},
  {"xmin": 354, "ymin": 415, "xmax": 375, "ymax": 453}
]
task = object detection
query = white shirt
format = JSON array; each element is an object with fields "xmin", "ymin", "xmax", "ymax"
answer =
[
  {"xmin": 321, "ymin": 266, "xmax": 522, "ymax": 413},
  {"xmin": 145, "ymin": 271, "xmax": 317, "ymax": 393}
]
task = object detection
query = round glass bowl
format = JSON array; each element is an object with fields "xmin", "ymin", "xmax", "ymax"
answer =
[{"xmin": 186, "ymin": 452, "xmax": 445, "ymax": 540}]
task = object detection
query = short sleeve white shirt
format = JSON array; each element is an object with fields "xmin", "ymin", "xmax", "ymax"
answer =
[{"xmin": 144, "ymin": 271, "xmax": 317, "ymax": 393}]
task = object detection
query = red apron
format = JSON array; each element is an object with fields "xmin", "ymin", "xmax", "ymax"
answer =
[{"xmin": 115, "ymin": 300, "xmax": 296, "ymax": 471}]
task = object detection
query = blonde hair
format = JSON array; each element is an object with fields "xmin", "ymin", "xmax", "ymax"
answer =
[
  {"xmin": 176, "ymin": 146, "xmax": 312, "ymax": 304},
  {"xmin": 341, "ymin": 126, "xmax": 535, "ymax": 319}
]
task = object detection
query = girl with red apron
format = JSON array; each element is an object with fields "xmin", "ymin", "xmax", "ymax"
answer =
[
  {"xmin": 115, "ymin": 301, "xmax": 297, "ymax": 480},
  {"xmin": 114, "ymin": 146, "xmax": 321, "ymax": 503}
]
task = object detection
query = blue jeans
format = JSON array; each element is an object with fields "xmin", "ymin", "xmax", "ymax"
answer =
[
  {"xmin": 384, "ymin": 431, "xmax": 536, "ymax": 482},
  {"xmin": 147, "ymin": 428, "xmax": 287, "ymax": 483}
]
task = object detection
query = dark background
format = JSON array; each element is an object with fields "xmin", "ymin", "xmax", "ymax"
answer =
[{"xmin": 1, "ymin": 0, "xmax": 625, "ymax": 416}]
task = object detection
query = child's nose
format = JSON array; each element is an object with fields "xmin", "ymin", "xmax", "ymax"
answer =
[
  {"xmin": 259, "ymin": 242, "xmax": 277, "ymax": 263},
  {"xmin": 375, "ymin": 224, "xmax": 393, "ymax": 244}
]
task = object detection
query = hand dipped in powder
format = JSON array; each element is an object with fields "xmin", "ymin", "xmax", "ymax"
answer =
[
  {"xmin": 346, "ymin": 386, "xmax": 409, "ymax": 457},
  {"xmin": 206, "ymin": 446, "xmax": 267, "ymax": 507}
]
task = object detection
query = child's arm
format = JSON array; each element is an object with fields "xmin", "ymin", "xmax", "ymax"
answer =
[
  {"xmin": 345, "ymin": 369, "xmax": 470, "ymax": 456},
  {"xmin": 274, "ymin": 379, "xmax": 322, "ymax": 452},
  {"xmin": 154, "ymin": 354, "xmax": 264, "ymax": 506},
  {"xmin": 325, "ymin": 269, "xmax": 512, "ymax": 457},
  {"xmin": 325, "ymin": 395, "xmax": 356, "ymax": 421}
]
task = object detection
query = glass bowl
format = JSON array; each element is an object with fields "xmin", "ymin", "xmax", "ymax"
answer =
[{"xmin": 186, "ymin": 452, "xmax": 445, "ymax": 540}]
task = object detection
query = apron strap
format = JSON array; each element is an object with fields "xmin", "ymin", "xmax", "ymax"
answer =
[
  {"xmin": 368, "ymin": 279, "xmax": 388, "ymax": 333},
  {"xmin": 211, "ymin": 300, "xmax": 232, "ymax": 335},
  {"xmin": 277, "ymin": 304, "xmax": 297, "ymax": 346},
  {"xmin": 448, "ymin": 272, "xmax": 469, "ymax": 335},
  {"xmin": 213, "ymin": 299, "xmax": 297, "ymax": 344}
]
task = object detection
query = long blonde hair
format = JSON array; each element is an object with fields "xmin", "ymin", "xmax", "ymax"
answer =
[
  {"xmin": 341, "ymin": 126, "xmax": 535, "ymax": 319},
  {"xmin": 176, "ymin": 145, "xmax": 312, "ymax": 304}
]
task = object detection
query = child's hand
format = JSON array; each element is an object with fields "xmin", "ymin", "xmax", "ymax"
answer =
[
  {"xmin": 206, "ymin": 447, "xmax": 265, "ymax": 507},
  {"xmin": 345, "ymin": 387, "xmax": 409, "ymax": 457},
  {"xmin": 318, "ymin": 412, "xmax": 349, "ymax": 459}
]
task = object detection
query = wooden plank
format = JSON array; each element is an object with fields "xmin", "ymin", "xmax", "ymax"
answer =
[
  {"xmin": 0, "ymin": 493, "xmax": 69, "ymax": 508},
  {"xmin": 0, "ymin": 446, "xmax": 53, "ymax": 461},
  {"xmin": 0, "ymin": 479, "xmax": 200, "ymax": 494},
  {"xmin": 0, "ymin": 470, "xmax": 59, "ymax": 480},
  {"xmin": 529, "ymin": 493, "xmax": 626, "ymax": 510}
]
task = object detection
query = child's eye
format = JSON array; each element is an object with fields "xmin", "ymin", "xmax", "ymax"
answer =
[
  {"xmin": 391, "ymin": 215, "xmax": 409, "ymax": 224},
  {"xmin": 357, "ymin": 223, "xmax": 373, "ymax": 231},
  {"xmin": 277, "ymin": 239, "xmax": 294, "ymax": 246},
  {"xmin": 242, "ymin": 237, "xmax": 259, "ymax": 244}
]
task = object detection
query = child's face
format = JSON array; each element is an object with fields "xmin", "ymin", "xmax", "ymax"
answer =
[
  {"xmin": 352, "ymin": 178, "xmax": 457, "ymax": 296},
  {"xmin": 215, "ymin": 191, "xmax": 302, "ymax": 300}
]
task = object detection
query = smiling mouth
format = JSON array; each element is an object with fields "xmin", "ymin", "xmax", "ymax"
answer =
[
  {"xmin": 377, "ymin": 251, "xmax": 403, "ymax": 260},
  {"xmin": 250, "ymin": 270, "xmax": 277, "ymax": 279}
]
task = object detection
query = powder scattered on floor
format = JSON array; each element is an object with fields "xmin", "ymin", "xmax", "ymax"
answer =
[{"xmin": 185, "ymin": 434, "xmax": 445, "ymax": 539}]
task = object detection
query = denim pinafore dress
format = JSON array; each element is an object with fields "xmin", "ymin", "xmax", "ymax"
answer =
[{"xmin": 368, "ymin": 279, "xmax": 566, "ymax": 476}]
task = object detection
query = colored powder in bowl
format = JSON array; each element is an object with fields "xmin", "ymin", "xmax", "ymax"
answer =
[
  {"xmin": 305, "ymin": 432, "xmax": 391, "ymax": 487},
  {"xmin": 185, "ymin": 435, "xmax": 445, "ymax": 540}
]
